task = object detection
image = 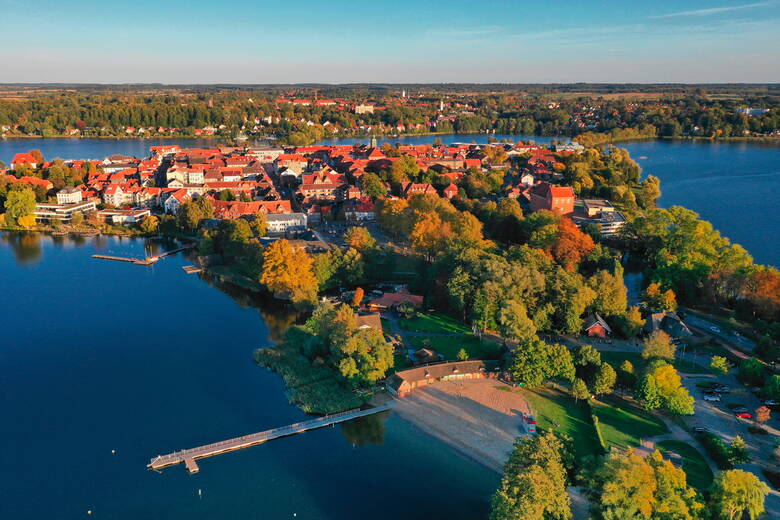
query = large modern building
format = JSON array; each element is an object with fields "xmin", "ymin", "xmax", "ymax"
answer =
[
  {"xmin": 34, "ymin": 201, "xmax": 97, "ymax": 223},
  {"xmin": 572, "ymin": 199, "xmax": 627, "ymax": 236}
]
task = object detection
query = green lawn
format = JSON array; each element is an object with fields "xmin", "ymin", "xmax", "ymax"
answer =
[
  {"xmin": 407, "ymin": 335, "xmax": 502, "ymax": 361},
  {"xmin": 591, "ymin": 398, "xmax": 668, "ymax": 451},
  {"xmin": 522, "ymin": 388, "xmax": 601, "ymax": 461},
  {"xmin": 656, "ymin": 440, "xmax": 715, "ymax": 491},
  {"xmin": 398, "ymin": 312, "xmax": 471, "ymax": 334},
  {"xmin": 599, "ymin": 350, "xmax": 712, "ymax": 375}
]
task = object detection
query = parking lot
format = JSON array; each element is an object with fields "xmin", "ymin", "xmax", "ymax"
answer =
[{"xmin": 682, "ymin": 372, "xmax": 780, "ymax": 513}]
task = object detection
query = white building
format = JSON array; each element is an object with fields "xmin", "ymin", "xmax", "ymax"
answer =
[
  {"xmin": 56, "ymin": 187, "xmax": 83, "ymax": 204},
  {"xmin": 34, "ymin": 201, "xmax": 97, "ymax": 223},
  {"xmin": 266, "ymin": 213, "xmax": 307, "ymax": 234}
]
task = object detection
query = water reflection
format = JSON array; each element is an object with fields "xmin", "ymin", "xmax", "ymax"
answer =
[
  {"xmin": 2, "ymin": 232, "xmax": 43, "ymax": 266},
  {"xmin": 199, "ymin": 271, "xmax": 299, "ymax": 342},
  {"xmin": 340, "ymin": 410, "xmax": 390, "ymax": 447}
]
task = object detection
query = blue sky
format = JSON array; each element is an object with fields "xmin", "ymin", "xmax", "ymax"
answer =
[{"xmin": 1, "ymin": 0, "xmax": 778, "ymax": 83}]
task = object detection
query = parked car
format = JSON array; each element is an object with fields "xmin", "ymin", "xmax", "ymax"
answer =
[
  {"xmin": 710, "ymin": 326, "xmax": 721, "ymax": 333},
  {"xmin": 692, "ymin": 426, "xmax": 707, "ymax": 434},
  {"xmin": 764, "ymin": 400, "xmax": 779, "ymax": 406},
  {"xmin": 732, "ymin": 406, "xmax": 749, "ymax": 413},
  {"xmin": 703, "ymin": 393, "xmax": 721, "ymax": 402},
  {"xmin": 736, "ymin": 412, "xmax": 753, "ymax": 419}
]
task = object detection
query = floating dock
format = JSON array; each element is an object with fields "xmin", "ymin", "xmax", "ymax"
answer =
[
  {"xmin": 182, "ymin": 265, "xmax": 202, "ymax": 274},
  {"xmin": 148, "ymin": 405, "xmax": 391, "ymax": 474}
]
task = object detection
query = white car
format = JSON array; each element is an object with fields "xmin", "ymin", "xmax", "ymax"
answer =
[
  {"xmin": 703, "ymin": 393, "xmax": 721, "ymax": 402},
  {"xmin": 710, "ymin": 326, "xmax": 721, "ymax": 333}
]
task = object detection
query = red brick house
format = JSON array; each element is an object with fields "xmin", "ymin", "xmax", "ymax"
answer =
[
  {"xmin": 529, "ymin": 182, "xmax": 574, "ymax": 215},
  {"xmin": 584, "ymin": 313, "xmax": 612, "ymax": 338}
]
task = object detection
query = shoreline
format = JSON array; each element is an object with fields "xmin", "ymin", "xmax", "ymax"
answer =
[{"xmin": 392, "ymin": 404, "xmax": 504, "ymax": 473}]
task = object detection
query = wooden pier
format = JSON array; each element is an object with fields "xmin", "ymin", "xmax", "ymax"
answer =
[
  {"xmin": 92, "ymin": 244, "xmax": 194, "ymax": 267},
  {"xmin": 148, "ymin": 405, "xmax": 391, "ymax": 474}
]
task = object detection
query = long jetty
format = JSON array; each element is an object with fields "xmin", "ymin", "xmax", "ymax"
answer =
[
  {"xmin": 148, "ymin": 404, "xmax": 391, "ymax": 474},
  {"xmin": 92, "ymin": 244, "xmax": 194, "ymax": 267}
]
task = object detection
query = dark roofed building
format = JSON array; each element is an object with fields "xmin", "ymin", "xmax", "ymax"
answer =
[
  {"xmin": 644, "ymin": 312, "xmax": 692, "ymax": 339},
  {"xmin": 387, "ymin": 360, "xmax": 500, "ymax": 397}
]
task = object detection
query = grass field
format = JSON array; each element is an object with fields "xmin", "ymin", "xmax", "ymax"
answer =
[
  {"xmin": 407, "ymin": 335, "xmax": 502, "ymax": 360},
  {"xmin": 599, "ymin": 350, "xmax": 712, "ymax": 375},
  {"xmin": 656, "ymin": 440, "xmax": 715, "ymax": 491},
  {"xmin": 398, "ymin": 312, "xmax": 471, "ymax": 334},
  {"xmin": 591, "ymin": 398, "xmax": 668, "ymax": 451},
  {"xmin": 522, "ymin": 388, "xmax": 601, "ymax": 461}
]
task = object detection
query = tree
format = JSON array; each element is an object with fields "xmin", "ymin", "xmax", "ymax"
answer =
[
  {"xmin": 491, "ymin": 433, "xmax": 573, "ymax": 520},
  {"xmin": 754, "ymin": 405, "xmax": 771, "ymax": 427},
  {"xmin": 260, "ymin": 239, "xmax": 318, "ymax": 306},
  {"xmin": 352, "ymin": 287, "xmax": 364, "ymax": 307},
  {"xmin": 616, "ymin": 306, "xmax": 646, "ymax": 338},
  {"xmin": 551, "ymin": 218, "xmax": 595, "ymax": 271},
  {"xmin": 4, "ymin": 187, "xmax": 36, "ymax": 220},
  {"xmin": 709, "ymin": 470, "xmax": 769, "ymax": 520},
  {"xmin": 738, "ymin": 357, "xmax": 765, "ymax": 386},
  {"xmin": 457, "ymin": 348, "xmax": 469, "ymax": 361},
  {"xmin": 571, "ymin": 378, "xmax": 590, "ymax": 401},
  {"xmin": 17, "ymin": 214, "xmax": 36, "ymax": 227},
  {"xmin": 642, "ymin": 331, "xmax": 676, "ymax": 361},
  {"xmin": 509, "ymin": 338, "xmax": 574, "ymax": 388},
  {"xmin": 588, "ymin": 269, "xmax": 628, "ymax": 317},
  {"xmin": 498, "ymin": 299, "xmax": 537, "ymax": 344},
  {"xmin": 215, "ymin": 219, "xmax": 252, "ymax": 259},
  {"xmin": 638, "ymin": 362, "xmax": 694, "ymax": 415},
  {"xmin": 410, "ymin": 211, "xmax": 451, "ymax": 259},
  {"xmin": 591, "ymin": 362, "xmax": 617, "ymax": 396},
  {"xmin": 250, "ymin": 213, "xmax": 268, "ymax": 237},
  {"xmin": 335, "ymin": 329, "xmax": 394, "ymax": 387},
  {"xmin": 643, "ymin": 282, "xmax": 678, "ymax": 311},
  {"xmin": 177, "ymin": 197, "xmax": 214, "ymax": 231},
  {"xmin": 764, "ymin": 375, "xmax": 780, "ymax": 401},
  {"xmin": 584, "ymin": 450, "xmax": 701, "ymax": 520},
  {"xmin": 140, "ymin": 215, "xmax": 159, "ymax": 234},
  {"xmin": 361, "ymin": 172, "xmax": 388, "ymax": 199},
  {"xmin": 344, "ymin": 226, "xmax": 376, "ymax": 251},
  {"xmin": 70, "ymin": 211, "xmax": 84, "ymax": 227},
  {"xmin": 710, "ymin": 356, "xmax": 730, "ymax": 376}
]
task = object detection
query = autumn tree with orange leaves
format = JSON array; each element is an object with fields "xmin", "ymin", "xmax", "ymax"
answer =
[
  {"xmin": 551, "ymin": 218, "xmax": 595, "ymax": 271},
  {"xmin": 260, "ymin": 239, "xmax": 318, "ymax": 307}
]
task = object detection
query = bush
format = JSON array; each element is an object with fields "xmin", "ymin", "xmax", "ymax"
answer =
[
  {"xmin": 697, "ymin": 432, "xmax": 750, "ymax": 469},
  {"xmin": 738, "ymin": 357, "xmax": 765, "ymax": 386}
]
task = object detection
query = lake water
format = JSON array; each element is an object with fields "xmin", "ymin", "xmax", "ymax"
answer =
[{"xmin": 0, "ymin": 234, "xmax": 497, "ymax": 520}]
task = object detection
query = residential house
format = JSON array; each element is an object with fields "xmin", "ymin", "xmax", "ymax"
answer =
[{"xmin": 584, "ymin": 313, "xmax": 612, "ymax": 338}]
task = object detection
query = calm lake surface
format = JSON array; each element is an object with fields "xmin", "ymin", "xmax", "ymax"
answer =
[{"xmin": 0, "ymin": 234, "xmax": 497, "ymax": 520}]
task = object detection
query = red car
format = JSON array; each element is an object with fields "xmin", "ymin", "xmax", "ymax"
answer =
[{"xmin": 735, "ymin": 412, "xmax": 753, "ymax": 419}]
